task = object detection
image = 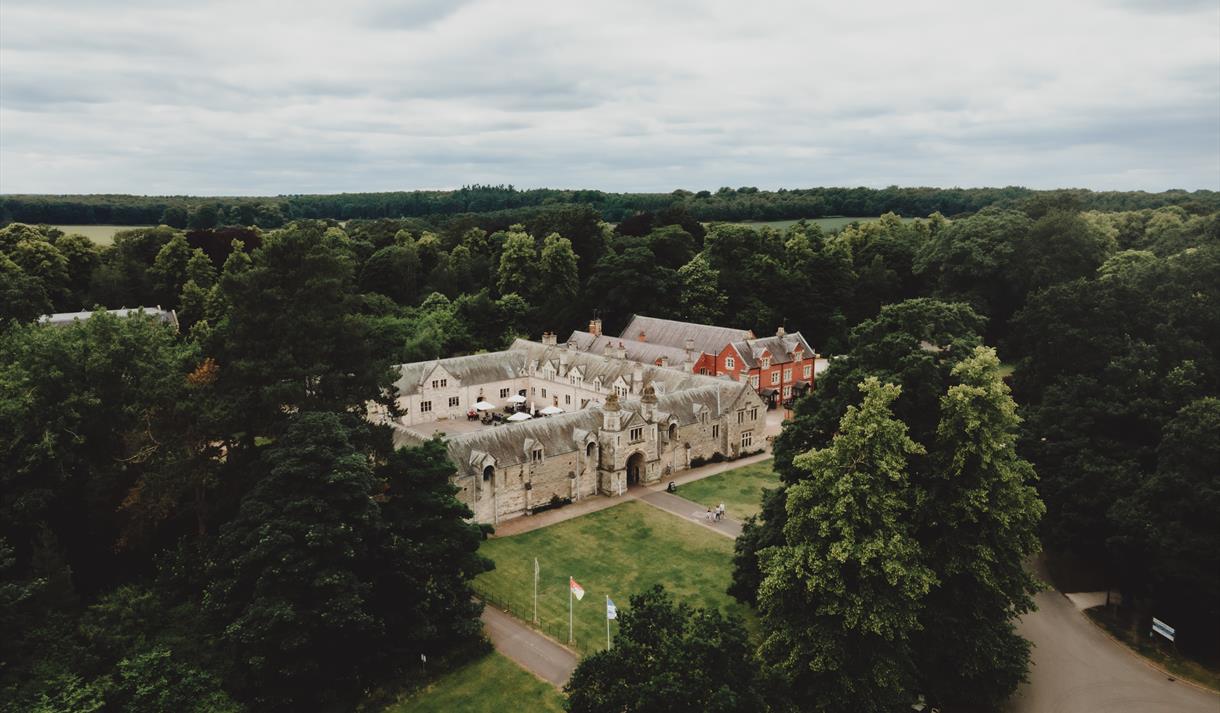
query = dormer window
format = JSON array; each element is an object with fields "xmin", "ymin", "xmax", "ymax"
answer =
[
  {"xmin": 532, "ymin": 448, "xmax": 543, "ymax": 462},
  {"xmin": 725, "ymin": 356, "xmax": 736, "ymax": 370},
  {"xmin": 761, "ymin": 356, "xmax": 771, "ymax": 369}
]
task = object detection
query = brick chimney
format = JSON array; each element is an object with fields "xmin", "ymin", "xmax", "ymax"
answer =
[
  {"xmin": 616, "ymin": 341, "xmax": 626, "ymax": 360},
  {"xmin": 637, "ymin": 331, "xmax": 647, "ymax": 342},
  {"xmin": 776, "ymin": 325, "xmax": 786, "ymax": 337},
  {"xmin": 541, "ymin": 331, "xmax": 557, "ymax": 346},
  {"xmin": 659, "ymin": 356, "xmax": 670, "ymax": 367},
  {"xmin": 588, "ymin": 318, "xmax": 602, "ymax": 337}
]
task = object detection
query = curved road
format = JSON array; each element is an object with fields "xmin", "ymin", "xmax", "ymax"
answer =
[{"xmin": 1005, "ymin": 582, "xmax": 1217, "ymax": 712}]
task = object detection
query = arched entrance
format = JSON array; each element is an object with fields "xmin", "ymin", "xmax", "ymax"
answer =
[{"xmin": 626, "ymin": 452, "xmax": 645, "ymax": 486}]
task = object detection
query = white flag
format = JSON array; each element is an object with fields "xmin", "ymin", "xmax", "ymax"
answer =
[
  {"xmin": 570, "ymin": 576, "xmax": 585, "ymax": 601},
  {"xmin": 606, "ymin": 597, "xmax": 617, "ymax": 620}
]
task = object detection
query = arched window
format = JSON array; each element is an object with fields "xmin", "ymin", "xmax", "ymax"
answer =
[
  {"xmin": 586, "ymin": 441, "xmax": 597, "ymax": 458},
  {"xmin": 483, "ymin": 465, "xmax": 495, "ymax": 482},
  {"xmin": 668, "ymin": 423, "xmax": 678, "ymax": 440}
]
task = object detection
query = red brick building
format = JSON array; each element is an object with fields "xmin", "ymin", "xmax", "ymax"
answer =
[{"xmin": 714, "ymin": 328, "xmax": 817, "ymax": 407}]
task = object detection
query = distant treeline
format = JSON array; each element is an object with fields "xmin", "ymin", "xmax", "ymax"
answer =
[{"xmin": 3, "ymin": 184, "xmax": 1218, "ymax": 227}]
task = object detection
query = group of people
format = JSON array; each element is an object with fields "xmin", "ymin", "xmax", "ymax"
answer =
[{"xmin": 705, "ymin": 503, "xmax": 726, "ymax": 522}]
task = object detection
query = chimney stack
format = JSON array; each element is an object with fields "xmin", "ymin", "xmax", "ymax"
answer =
[
  {"xmin": 632, "ymin": 364, "xmax": 643, "ymax": 392},
  {"xmin": 684, "ymin": 337, "xmax": 695, "ymax": 352},
  {"xmin": 616, "ymin": 341, "xmax": 626, "ymax": 360},
  {"xmin": 541, "ymin": 331, "xmax": 558, "ymax": 346},
  {"xmin": 659, "ymin": 356, "xmax": 670, "ymax": 368},
  {"xmin": 588, "ymin": 318, "xmax": 602, "ymax": 337},
  {"xmin": 603, "ymin": 341, "xmax": 614, "ymax": 357},
  {"xmin": 638, "ymin": 331, "xmax": 647, "ymax": 342},
  {"xmin": 776, "ymin": 325, "xmax": 786, "ymax": 337}
]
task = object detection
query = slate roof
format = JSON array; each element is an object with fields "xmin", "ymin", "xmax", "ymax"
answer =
[
  {"xmin": 39, "ymin": 307, "xmax": 179, "ymax": 331},
  {"xmin": 392, "ymin": 351, "xmax": 528, "ymax": 397},
  {"xmin": 618, "ymin": 315, "xmax": 752, "ymax": 355},
  {"xmin": 729, "ymin": 332, "xmax": 815, "ymax": 369},
  {"xmin": 508, "ymin": 339, "xmax": 715, "ymax": 394},
  {"xmin": 564, "ymin": 330, "xmax": 692, "ymax": 367}
]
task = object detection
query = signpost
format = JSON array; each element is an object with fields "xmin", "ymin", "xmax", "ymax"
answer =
[{"xmin": 1151, "ymin": 617, "xmax": 1176, "ymax": 643}]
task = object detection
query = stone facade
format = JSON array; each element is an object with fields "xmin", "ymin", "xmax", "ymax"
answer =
[{"xmin": 390, "ymin": 339, "xmax": 767, "ymax": 525}]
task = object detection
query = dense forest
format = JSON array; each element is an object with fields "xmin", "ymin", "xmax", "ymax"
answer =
[
  {"xmin": 3, "ymin": 184, "xmax": 1219, "ymax": 227},
  {"xmin": 2, "ymin": 195, "xmax": 1217, "ymax": 711}
]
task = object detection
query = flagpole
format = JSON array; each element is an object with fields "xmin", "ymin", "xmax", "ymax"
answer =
[
  {"xmin": 569, "ymin": 580, "xmax": 574, "ymax": 644},
  {"xmin": 606, "ymin": 596, "xmax": 611, "ymax": 650},
  {"xmin": 533, "ymin": 558, "xmax": 538, "ymax": 624}
]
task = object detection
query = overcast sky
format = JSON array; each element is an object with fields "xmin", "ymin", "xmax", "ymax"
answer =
[{"xmin": 1, "ymin": 0, "xmax": 1217, "ymax": 195}]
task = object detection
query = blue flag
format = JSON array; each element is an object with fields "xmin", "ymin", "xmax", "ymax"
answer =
[{"xmin": 606, "ymin": 597, "xmax": 617, "ymax": 620}]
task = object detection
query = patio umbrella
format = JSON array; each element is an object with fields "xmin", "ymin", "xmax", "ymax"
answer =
[
  {"xmin": 474, "ymin": 400, "xmax": 496, "ymax": 411},
  {"xmin": 507, "ymin": 411, "xmax": 533, "ymax": 421},
  {"xmin": 540, "ymin": 405, "xmax": 564, "ymax": 415},
  {"xmin": 507, "ymin": 394, "xmax": 527, "ymax": 404}
]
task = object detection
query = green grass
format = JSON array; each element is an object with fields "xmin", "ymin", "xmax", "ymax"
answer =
[
  {"xmin": 52, "ymin": 225, "xmax": 152, "ymax": 246},
  {"xmin": 474, "ymin": 500, "xmax": 752, "ymax": 654},
  {"xmin": 712, "ymin": 216, "xmax": 918, "ymax": 232},
  {"xmin": 383, "ymin": 652, "xmax": 565, "ymax": 713},
  {"xmin": 1086, "ymin": 606, "xmax": 1220, "ymax": 693},
  {"xmin": 677, "ymin": 459, "xmax": 779, "ymax": 521}
]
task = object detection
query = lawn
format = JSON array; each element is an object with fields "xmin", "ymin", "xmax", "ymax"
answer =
[
  {"xmin": 677, "ymin": 459, "xmax": 780, "ymax": 521},
  {"xmin": 52, "ymin": 225, "xmax": 152, "ymax": 246},
  {"xmin": 474, "ymin": 500, "xmax": 751, "ymax": 655},
  {"xmin": 384, "ymin": 652, "xmax": 565, "ymax": 713},
  {"xmin": 711, "ymin": 216, "xmax": 918, "ymax": 232}
]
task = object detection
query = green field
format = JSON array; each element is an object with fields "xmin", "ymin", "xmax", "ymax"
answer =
[
  {"xmin": 384, "ymin": 652, "xmax": 565, "ymax": 713},
  {"xmin": 677, "ymin": 459, "xmax": 779, "ymax": 521},
  {"xmin": 474, "ymin": 500, "xmax": 750, "ymax": 654},
  {"xmin": 713, "ymin": 216, "xmax": 919, "ymax": 232},
  {"xmin": 53, "ymin": 225, "xmax": 152, "ymax": 246}
]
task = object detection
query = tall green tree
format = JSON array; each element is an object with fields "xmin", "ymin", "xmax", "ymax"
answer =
[
  {"xmin": 676, "ymin": 254, "xmax": 727, "ymax": 326},
  {"xmin": 496, "ymin": 226, "xmax": 537, "ymax": 297},
  {"xmin": 538, "ymin": 232, "xmax": 580, "ymax": 326},
  {"xmin": 915, "ymin": 346, "xmax": 1044, "ymax": 708},
  {"xmin": 565, "ymin": 585, "xmax": 767, "ymax": 713},
  {"xmin": 757, "ymin": 378, "xmax": 933, "ymax": 713}
]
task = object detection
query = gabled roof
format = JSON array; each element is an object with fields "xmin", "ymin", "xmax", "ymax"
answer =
[
  {"xmin": 393, "ymin": 351, "xmax": 527, "ymax": 397},
  {"xmin": 729, "ymin": 332, "xmax": 816, "ymax": 369},
  {"xmin": 40, "ymin": 307, "xmax": 179, "ymax": 331},
  {"xmin": 564, "ymin": 330, "xmax": 691, "ymax": 367},
  {"xmin": 618, "ymin": 315, "xmax": 752, "ymax": 355}
]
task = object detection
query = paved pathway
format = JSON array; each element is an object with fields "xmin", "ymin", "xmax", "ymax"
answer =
[
  {"xmin": 634, "ymin": 488, "xmax": 743, "ymax": 538},
  {"xmin": 481, "ymin": 605, "xmax": 578, "ymax": 688},
  {"xmin": 1004, "ymin": 559, "xmax": 1218, "ymax": 713}
]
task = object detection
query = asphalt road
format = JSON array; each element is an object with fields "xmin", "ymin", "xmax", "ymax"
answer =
[
  {"xmin": 1004, "ymin": 582, "xmax": 1218, "ymax": 712},
  {"xmin": 481, "ymin": 605, "xmax": 577, "ymax": 688}
]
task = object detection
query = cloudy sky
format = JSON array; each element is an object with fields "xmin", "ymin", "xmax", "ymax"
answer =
[{"xmin": 1, "ymin": 0, "xmax": 1217, "ymax": 195}]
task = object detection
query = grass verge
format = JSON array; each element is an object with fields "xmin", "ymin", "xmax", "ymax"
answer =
[
  {"xmin": 474, "ymin": 500, "xmax": 751, "ymax": 655},
  {"xmin": 676, "ymin": 459, "xmax": 779, "ymax": 521},
  {"xmin": 382, "ymin": 651, "xmax": 565, "ymax": 713},
  {"xmin": 1085, "ymin": 606, "xmax": 1220, "ymax": 693}
]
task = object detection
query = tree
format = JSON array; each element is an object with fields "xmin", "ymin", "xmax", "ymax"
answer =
[
  {"xmin": 565, "ymin": 585, "xmax": 766, "ymax": 713},
  {"xmin": 587, "ymin": 246, "xmax": 681, "ymax": 331},
  {"xmin": 210, "ymin": 223, "xmax": 397, "ymax": 442},
  {"xmin": 52, "ymin": 233, "xmax": 102, "ymax": 308},
  {"xmin": 203, "ymin": 413, "xmax": 385, "ymax": 709},
  {"xmin": 538, "ymin": 232, "xmax": 580, "ymax": 327},
  {"xmin": 676, "ymin": 254, "xmax": 727, "ymax": 326},
  {"xmin": 496, "ymin": 227, "xmax": 537, "ymax": 297},
  {"xmin": 160, "ymin": 205, "xmax": 189, "ymax": 229},
  {"xmin": 9, "ymin": 238, "xmax": 69, "ymax": 307},
  {"xmin": 757, "ymin": 378, "xmax": 933, "ymax": 713},
  {"xmin": 359, "ymin": 243, "xmax": 421, "ymax": 304},
  {"xmin": 150, "ymin": 234, "xmax": 194, "ymax": 308},
  {"xmin": 915, "ymin": 346, "xmax": 1044, "ymax": 708},
  {"xmin": 0, "ymin": 254, "xmax": 51, "ymax": 325}
]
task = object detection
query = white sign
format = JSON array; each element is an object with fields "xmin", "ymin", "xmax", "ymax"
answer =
[{"xmin": 1151, "ymin": 617, "xmax": 1175, "ymax": 642}]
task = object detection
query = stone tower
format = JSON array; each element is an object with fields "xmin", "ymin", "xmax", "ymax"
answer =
[
  {"xmin": 640, "ymin": 384, "xmax": 657, "ymax": 422},
  {"xmin": 602, "ymin": 392, "xmax": 622, "ymax": 432}
]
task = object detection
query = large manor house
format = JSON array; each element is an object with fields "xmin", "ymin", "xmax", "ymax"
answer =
[{"xmin": 387, "ymin": 315, "xmax": 822, "ymax": 524}]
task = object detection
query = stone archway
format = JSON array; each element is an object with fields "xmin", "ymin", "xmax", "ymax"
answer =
[{"xmin": 626, "ymin": 451, "xmax": 645, "ymax": 486}]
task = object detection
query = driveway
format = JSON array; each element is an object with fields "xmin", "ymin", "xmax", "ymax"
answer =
[
  {"xmin": 481, "ymin": 605, "xmax": 578, "ymax": 688},
  {"xmin": 1004, "ymin": 563, "xmax": 1217, "ymax": 712}
]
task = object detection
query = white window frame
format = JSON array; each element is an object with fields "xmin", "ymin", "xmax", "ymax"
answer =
[
  {"xmin": 725, "ymin": 356, "xmax": 735, "ymax": 370},
  {"xmin": 750, "ymin": 375, "xmax": 759, "ymax": 388},
  {"xmin": 783, "ymin": 385, "xmax": 792, "ymax": 398},
  {"xmin": 771, "ymin": 371, "xmax": 780, "ymax": 385},
  {"xmin": 803, "ymin": 364, "xmax": 812, "ymax": 378},
  {"xmin": 783, "ymin": 368, "xmax": 792, "ymax": 381},
  {"xmin": 741, "ymin": 430, "xmax": 753, "ymax": 449},
  {"xmin": 761, "ymin": 356, "xmax": 770, "ymax": 368}
]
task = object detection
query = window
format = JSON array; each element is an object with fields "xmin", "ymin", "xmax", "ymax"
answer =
[
  {"xmin": 725, "ymin": 356, "xmax": 735, "ymax": 370},
  {"xmin": 803, "ymin": 364, "xmax": 812, "ymax": 378},
  {"xmin": 532, "ymin": 449, "xmax": 543, "ymax": 462},
  {"xmin": 541, "ymin": 388, "xmax": 547, "ymax": 398},
  {"xmin": 761, "ymin": 356, "xmax": 770, "ymax": 368},
  {"xmin": 750, "ymin": 375, "xmax": 759, "ymax": 388},
  {"xmin": 699, "ymin": 412, "xmax": 708, "ymax": 424},
  {"xmin": 783, "ymin": 368, "xmax": 792, "ymax": 381},
  {"xmin": 750, "ymin": 407, "xmax": 758, "ymax": 420},
  {"xmin": 741, "ymin": 431, "xmax": 753, "ymax": 449},
  {"xmin": 565, "ymin": 394, "xmax": 572, "ymax": 405},
  {"xmin": 420, "ymin": 401, "xmax": 432, "ymax": 413},
  {"xmin": 712, "ymin": 424, "xmax": 720, "ymax": 438},
  {"xmin": 737, "ymin": 410, "xmax": 745, "ymax": 424},
  {"xmin": 615, "ymin": 385, "xmax": 628, "ymax": 397},
  {"xmin": 630, "ymin": 427, "xmax": 643, "ymax": 442},
  {"xmin": 531, "ymin": 387, "xmax": 536, "ymax": 395},
  {"xmin": 771, "ymin": 371, "xmax": 780, "ymax": 385},
  {"xmin": 699, "ymin": 368, "xmax": 710, "ymax": 375},
  {"xmin": 500, "ymin": 387, "xmax": 510, "ymax": 398},
  {"xmin": 448, "ymin": 396, "xmax": 460, "ymax": 408},
  {"xmin": 783, "ymin": 385, "xmax": 792, "ymax": 398}
]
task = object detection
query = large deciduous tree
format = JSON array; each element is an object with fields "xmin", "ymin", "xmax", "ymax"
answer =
[
  {"xmin": 915, "ymin": 346, "xmax": 1044, "ymax": 708},
  {"xmin": 757, "ymin": 378, "xmax": 933, "ymax": 713},
  {"xmin": 565, "ymin": 585, "xmax": 767, "ymax": 713}
]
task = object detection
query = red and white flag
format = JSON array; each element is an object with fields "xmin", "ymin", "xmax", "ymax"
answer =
[{"xmin": 569, "ymin": 577, "xmax": 585, "ymax": 601}]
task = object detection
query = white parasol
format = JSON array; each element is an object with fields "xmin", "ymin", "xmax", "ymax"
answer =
[
  {"xmin": 507, "ymin": 394, "xmax": 527, "ymax": 404},
  {"xmin": 507, "ymin": 411, "xmax": 533, "ymax": 421},
  {"xmin": 474, "ymin": 400, "xmax": 496, "ymax": 411},
  {"xmin": 540, "ymin": 405, "xmax": 564, "ymax": 415}
]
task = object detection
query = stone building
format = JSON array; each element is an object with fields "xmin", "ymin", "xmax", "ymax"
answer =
[
  {"xmin": 565, "ymin": 315, "xmax": 754, "ymax": 375},
  {"xmin": 389, "ymin": 339, "xmax": 767, "ymax": 525}
]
